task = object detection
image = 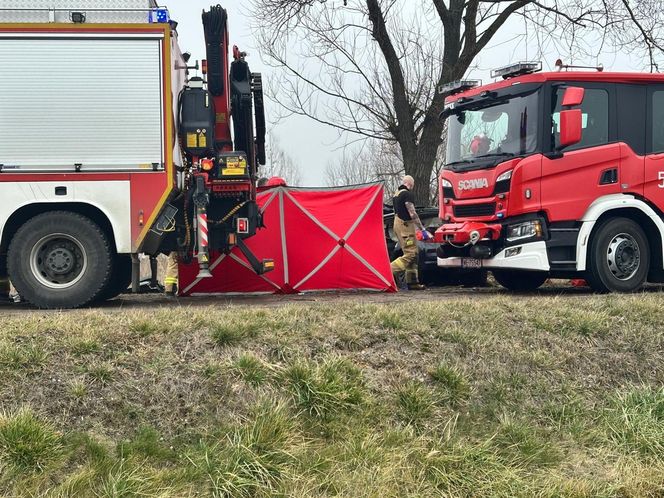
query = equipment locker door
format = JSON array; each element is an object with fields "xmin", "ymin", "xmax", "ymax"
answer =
[{"xmin": 0, "ymin": 34, "xmax": 164, "ymax": 172}]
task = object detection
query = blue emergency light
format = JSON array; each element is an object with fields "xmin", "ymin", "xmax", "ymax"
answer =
[{"xmin": 150, "ymin": 7, "xmax": 170, "ymax": 23}]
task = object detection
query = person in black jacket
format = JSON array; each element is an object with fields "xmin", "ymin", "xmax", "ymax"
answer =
[{"xmin": 390, "ymin": 175, "xmax": 431, "ymax": 290}]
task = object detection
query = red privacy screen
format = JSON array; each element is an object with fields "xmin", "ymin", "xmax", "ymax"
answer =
[{"xmin": 179, "ymin": 183, "xmax": 397, "ymax": 295}]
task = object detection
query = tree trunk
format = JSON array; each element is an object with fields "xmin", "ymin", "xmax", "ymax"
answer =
[
  {"xmin": 400, "ymin": 144, "xmax": 436, "ymax": 206},
  {"xmin": 405, "ymin": 117, "xmax": 445, "ymax": 205},
  {"xmin": 412, "ymin": 150, "xmax": 437, "ymax": 205}
]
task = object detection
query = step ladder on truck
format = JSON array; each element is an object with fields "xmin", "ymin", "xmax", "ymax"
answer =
[
  {"xmin": 435, "ymin": 61, "xmax": 664, "ymax": 292},
  {"xmin": 0, "ymin": 1, "xmax": 271, "ymax": 308}
]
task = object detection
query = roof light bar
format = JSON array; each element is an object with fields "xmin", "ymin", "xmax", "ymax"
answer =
[
  {"xmin": 438, "ymin": 79, "xmax": 482, "ymax": 96},
  {"xmin": 491, "ymin": 61, "xmax": 542, "ymax": 79},
  {"xmin": 149, "ymin": 7, "xmax": 170, "ymax": 23}
]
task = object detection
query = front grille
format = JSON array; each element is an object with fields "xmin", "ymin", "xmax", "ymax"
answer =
[{"xmin": 453, "ymin": 203, "xmax": 496, "ymax": 217}]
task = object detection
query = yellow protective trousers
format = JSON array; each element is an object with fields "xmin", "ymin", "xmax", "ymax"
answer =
[
  {"xmin": 390, "ymin": 217, "xmax": 419, "ymax": 284},
  {"xmin": 164, "ymin": 252, "xmax": 179, "ymax": 293}
]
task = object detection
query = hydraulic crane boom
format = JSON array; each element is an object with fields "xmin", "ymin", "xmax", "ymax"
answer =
[
  {"xmin": 201, "ymin": 5, "xmax": 266, "ymax": 174},
  {"xmin": 201, "ymin": 5, "xmax": 232, "ymax": 153},
  {"xmin": 169, "ymin": 5, "xmax": 271, "ymax": 280}
]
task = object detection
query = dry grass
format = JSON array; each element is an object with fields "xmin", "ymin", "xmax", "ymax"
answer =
[{"xmin": 0, "ymin": 294, "xmax": 663, "ymax": 496}]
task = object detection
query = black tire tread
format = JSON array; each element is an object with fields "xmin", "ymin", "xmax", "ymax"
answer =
[
  {"xmin": 586, "ymin": 217, "xmax": 649, "ymax": 293},
  {"xmin": 493, "ymin": 270, "xmax": 549, "ymax": 291},
  {"xmin": 95, "ymin": 254, "xmax": 132, "ymax": 302}
]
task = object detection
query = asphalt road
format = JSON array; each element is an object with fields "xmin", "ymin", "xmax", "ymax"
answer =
[{"xmin": 0, "ymin": 283, "xmax": 624, "ymax": 314}]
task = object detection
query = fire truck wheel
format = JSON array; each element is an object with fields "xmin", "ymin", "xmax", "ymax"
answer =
[
  {"xmin": 587, "ymin": 217, "xmax": 649, "ymax": 293},
  {"xmin": 95, "ymin": 254, "xmax": 132, "ymax": 302},
  {"xmin": 492, "ymin": 270, "xmax": 549, "ymax": 291},
  {"xmin": 7, "ymin": 211, "xmax": 112, "ymax": 309}
]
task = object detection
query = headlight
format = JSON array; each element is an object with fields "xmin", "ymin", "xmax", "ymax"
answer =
[
  {"xmin": 496, "ymin": 170, "xmax": 513, "ymax": 183},
  {"xmin": 441, "ymin": 178, "xmax": 452, "ymax": 188},
  {"xmin": 506, "ymin": 220, "xmax": 543, "ymax": 242}
]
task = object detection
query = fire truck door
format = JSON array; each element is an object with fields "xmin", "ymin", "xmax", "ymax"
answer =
[
  {"xmin": 644, "ymin": 87, "xmax": 664, "ymax": 213},
  {"xmin": 542, "ymin": 85, "xmax": 620, "ymax": 222}
]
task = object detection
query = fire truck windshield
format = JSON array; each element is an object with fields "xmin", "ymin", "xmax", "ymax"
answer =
[{"xmin": 444, "ymin": 89, "xmax": 539, "ymax": 171}]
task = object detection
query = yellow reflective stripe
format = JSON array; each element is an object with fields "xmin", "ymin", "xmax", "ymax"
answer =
[
  {"xmin": 164, "ymin": 278, "xmax": 178, "ymax": 284},
  {"xmin": 391, "ymin": 259, "xmax": 407, "ymax": 271}
]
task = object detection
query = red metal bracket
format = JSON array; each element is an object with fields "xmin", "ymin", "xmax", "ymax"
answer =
[{"xmin": 434, "ymin": 221, "xmax": 502, "ymax": 245}]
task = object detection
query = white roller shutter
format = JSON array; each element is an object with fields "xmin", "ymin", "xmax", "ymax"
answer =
[
  {"xmin": 0, "ymin": 0, "xmax": 158, "ymax": 24},
  {"xmin": 0, "ymin": 36, "xmax": 164, "ymax": 172}
]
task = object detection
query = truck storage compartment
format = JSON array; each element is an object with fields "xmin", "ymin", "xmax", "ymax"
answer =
[{"xmin": 0, "ymin": 35, "xmax": 164, "ymax": 172}]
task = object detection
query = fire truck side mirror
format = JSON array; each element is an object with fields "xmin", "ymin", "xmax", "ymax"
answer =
[
  {"xmin": 555, "ymin": 86, "xmax": 584, "ymax": 151},
  {"xmin": 559, "ymin": 108, "xmax": 583, "ymax": 148},
  {"xmin": 562, "ymin": 86, "xmax": 584, "ymax": 107}
]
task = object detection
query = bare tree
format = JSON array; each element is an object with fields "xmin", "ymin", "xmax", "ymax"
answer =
[
  {"xmin": 324, "ymin": 148, "xmax": 376, "ymax": 188},
  {"xmin": 252, "ymin": 0, "xmax": 664, "ymax": 203},
  {"xmin": 325, "ymin": 138, "xmax": 444, "ymax": 205},
  {"xmin": 261, "ymin": 132, "xmax": 303, "ymax": 185},
  {"xmin": 324, "ymin": 140, "xmax": 402, "ymax": 189}
]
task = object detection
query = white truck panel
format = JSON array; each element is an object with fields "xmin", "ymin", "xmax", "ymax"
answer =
[
  {"xmin": 170, "ymin": 31, "xmax": 187, "ymax": 183},
  {"xmin": 0, "ymin": 36, "xmax": 164, "ymax": 172},
  {"xmin": 0, "ymin": 181, "xmax": 132, "ymax": 253},
  {"xmin": 0, "ymin": 0, "xmax": 158, "ymax": 23}
]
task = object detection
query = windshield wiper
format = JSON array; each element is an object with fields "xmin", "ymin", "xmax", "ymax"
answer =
[
  {"xmin": 446, "ymin": 152, "xmax": 518, "ymax": 172},
  {"xmin": 445, "ymin": 152, "xmax": 517, "ymax": 171},
  {"xmin": 444, "ymin": 160, "xmax": 473, "ymax": 171},
  {"xmin": 473, "ymin": 152, "xmax": 516, "ymax": 160}
]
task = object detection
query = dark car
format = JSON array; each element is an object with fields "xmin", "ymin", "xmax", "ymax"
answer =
[{"xmin": 383, "ymin": 205, "xmax": 487, "ymax": 287}]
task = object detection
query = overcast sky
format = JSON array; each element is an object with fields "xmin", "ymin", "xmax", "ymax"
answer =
[{"xmin": 168, "ymin": 2, "xmax": 642, "ymax": 186}]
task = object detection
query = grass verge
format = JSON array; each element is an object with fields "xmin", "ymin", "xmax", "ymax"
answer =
[{"xmin": 0, "ymin": 294, "xmax": 662, "ymax": 496}]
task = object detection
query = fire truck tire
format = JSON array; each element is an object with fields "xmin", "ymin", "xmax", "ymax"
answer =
[
  {"xmin": 492, "ymin": 270, "xmax": 548, "ymax": 291},
  {"xmin": 7, "ymin": 211, "xmax": 112, "ymax": 309},
  {"xmin": 95, "ymin": 254, "xmax": 132, "ymax": 302},
  {"xmin": 586, "ymin": 217, "xmax": 649, "ymax": 293}
]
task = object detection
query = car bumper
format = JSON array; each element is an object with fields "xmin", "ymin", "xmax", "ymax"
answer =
[{"xmin": 437, "ymin": 240, "xmax": 550, "ymax": 271}]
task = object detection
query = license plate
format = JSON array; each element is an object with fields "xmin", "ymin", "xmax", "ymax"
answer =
[{"xmin": 461, "ymin": 258, "xmax": 482, "ymax": 269}]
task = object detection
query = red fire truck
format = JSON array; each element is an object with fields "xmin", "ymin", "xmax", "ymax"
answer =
[
  {"xmin": 0, "ymin": 1, "xmax": 270, "ymax": 308},
  {"xmin": 436, "ymin": 61, "xmax": 664, "ymax": 292}
]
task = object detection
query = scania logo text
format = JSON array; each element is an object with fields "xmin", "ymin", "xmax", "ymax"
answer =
[{"xmin": 458, "ymin": 178, "xmax": 489, "ymax": 191}]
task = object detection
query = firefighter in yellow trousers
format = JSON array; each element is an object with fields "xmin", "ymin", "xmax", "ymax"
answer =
[
  {"xmin": 390, "ymin": 175, "xmax": 431, "ymax": 290},
  {"xmin": 164, "ymin": 252, "xmax": 179, "ymax": 296}
]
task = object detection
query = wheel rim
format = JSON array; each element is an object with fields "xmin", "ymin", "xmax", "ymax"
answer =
[
  {"xmin": 606, "ymin": 232, "xmax": 640, "ymax": 281},
  {"xmin": 29, "ymin": 233, "xmax": 88, "ymax": 289}
]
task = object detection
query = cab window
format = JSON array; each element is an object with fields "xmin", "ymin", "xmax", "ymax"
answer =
[
  {"xmin": 552, "ymin": 88, "xmax": 609, "ymax": 151},
  {"xmin": 651, "ymin": 91, "xmax": 664, "ymax": 153}
]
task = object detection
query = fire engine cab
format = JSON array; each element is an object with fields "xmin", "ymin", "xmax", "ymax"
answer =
[
  {"xmin": 436, "ymin": 61, "xmax": 664, "ymax": 292},
  {"xmin": 0, "ymin": 1, "xmax": 269, "ymax": 308}
]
